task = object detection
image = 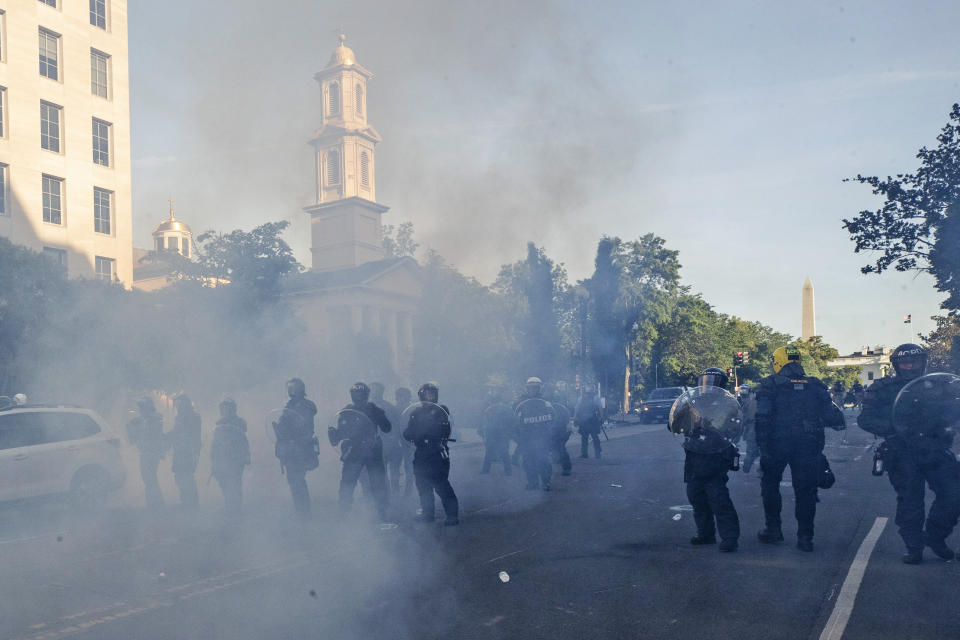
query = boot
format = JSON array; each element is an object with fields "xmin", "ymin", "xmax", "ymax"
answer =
[
  {"xmin": 757, "ymin": 527, "xmax": 784, "ymax": 544},
  {"xmin": 797, "ymin": 536, "xmax": 814, "ymax": 552},
  {"xmin": 690, "ymin": 534, "xmax": 716, "ymax": 546},
  {"xmin": 902, "ymin": 548, "xmax": 923, "ymax": 564},
  {"xmin": 718, "ymin": 539, "xmax": 738, "ymax": 552},
  {"xmin": 444, "ymin": 516, "xmax": 459, "ymax": 526},
  {"xmin": 924, "ymin": 534, "xmax": 955, "ymax": 560}
]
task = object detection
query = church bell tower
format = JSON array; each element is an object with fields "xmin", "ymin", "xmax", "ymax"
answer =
[{"xmin": 304, "ymin": 34, "xmax": 388, "ymax": 272}]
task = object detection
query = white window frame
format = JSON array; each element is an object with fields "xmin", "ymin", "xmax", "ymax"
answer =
[
  {"xmin": 0, "ymin": 87, "xmax": 7, "ymax": 139},
  {"xmin": 43, "ymin": 247, "xmax": 67, "ymax": 267},
  {"xmin": 89, "ymin": 0, "xmax": 108, "ymax": 30},
  {"xmin": 92, "ymin": 118, "xmax": 111, "ymax": 166},
  {"xmin": 42, "ymin": 174, "xmax": 64, "ymax": 226},
  {"xmin": 39, "ymin": 28, "xmax": 61, "ymax": 81},
  {"xmin": 95, "ymin": 256, "xmax": 114, "ymax": 281},
  {"xmin": 90, "ymin": 49, "xmax": 111, "ymax": 99},
  {"xmin": 0, "ymin": 163, "xmax": 8, "ymax": 217},
  {"xmin": 39, "ymin": 0, "xmax": 59, "ymax": 9},
  {"xmin": 0, "ymin": 11, "xmax": 7, "ymax": 63},
  {"xmin": 93, "ymin": 187, "xmax": 112, "ymax": 235},
  {"xmin": 41, "ymin": 101, "xmax": 63, "ymax": 153}
]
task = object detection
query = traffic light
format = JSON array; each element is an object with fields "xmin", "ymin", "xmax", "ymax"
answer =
[
  {"xmin": 733, "ymin": 352, "xmax": 744, "ymax": 366},
  {"xmin": 742, "ymin": 351, "xmax": 750, "ymax": 365},
  {"xmin": 726, "ymin": 368, "xmax": 733, "ymax": 376}
]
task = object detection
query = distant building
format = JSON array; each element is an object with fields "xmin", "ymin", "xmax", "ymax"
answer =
[
  {"xmin": 801, "ymin": 277, "xmax": 816, "ymax": 341},
  {"xmin": 826, "ymin": 346, "xmax": 892, "ymax": 387},
  {"xmin": 283, "ymin": 35, "xmax": 420, "ymax": 376},
  {"xmin": 132, "ymin": 200, "xmax": 194, "ymax": 291},
  {"xmin": 0, "ymin": 1, "xmax": 132, "ymax": 284}
]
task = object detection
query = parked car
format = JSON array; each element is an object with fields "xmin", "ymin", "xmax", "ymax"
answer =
[
  {"xmin": 0, "ymin": 405, "xmax": 126, "ymax": 508},
  {"xmin": 637, "ymin": 387, "xmax": 687, "ymax": 424}
]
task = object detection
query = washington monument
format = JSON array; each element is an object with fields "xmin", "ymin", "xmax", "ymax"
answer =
[{"xmin": 801, "ymin": 277, "xmax": 816, "ymax": 341}]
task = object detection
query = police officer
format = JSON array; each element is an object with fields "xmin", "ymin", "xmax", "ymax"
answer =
[
  {"xmin": 678, "ymin": 368, "xmax": 741, "ymax": 552},
  {"xmin": 548, "ymin": 389, "xmax": 573, "ymax": 476},
  {"xmin": 328, "ymin": 382, "xmax": 391, "ymax": 520},
  {"xmin": 395, "ymin": 387, "xmax": 416, "ymax": 496},
  {"xmin": 858, "ymin": 344, "xmax": 960, "ymax": 563},
  {"xmin": 739, "ymin": 387, "xmax": 760, "ymax": 474},
  {"xmin": 273, "ymin": 378, "xmax": 318, "ymax": 519},
  {"xmin": 403, "ymin": 382, "xmax": 459, "ymax": 525},
  {"xmin": 515, "ymin": 377, "xmax": 556, "ymax": 491},
  {"xmin": 127, "ymin": 396, "xmax": 165, "ymax": 509},
  {"xmin": 480, "ymin": 388, "xmax": 516, "ymax": 475},
  {"xmin": 210, "ymin": 398, "xmax": 250, "ymax": 516},
  {"xmin": 755, "ymin": 347, "xmax": 844, "ymax": 551},
  {"xmin": 372, "ymin": 383, "xmax": 406, "ymax": 495},
  {"xmin": 575, "ymin": 388, "xmax": 603, "ymax": 459},
  {"xmin": 167, "ymin": 394, "xmax": 202, "ymax": 508}
]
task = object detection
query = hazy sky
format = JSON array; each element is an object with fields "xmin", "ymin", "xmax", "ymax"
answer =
[{"xmin": 127, "ymin": 0, "xmax": 960, "ymax": 354}]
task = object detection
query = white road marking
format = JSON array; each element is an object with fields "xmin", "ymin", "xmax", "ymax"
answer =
[
  {"xmin": 818, "ymin": 517, "xmax": 888, "ymax": 640},
  {"xmin": 853, "ymin": 445, "xmax": 872, "ymax": 462}
]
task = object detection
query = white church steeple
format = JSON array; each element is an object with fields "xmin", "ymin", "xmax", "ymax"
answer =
[{"xmin": 304, "ymin": 34, "xmax": 388, "ymax": 272}]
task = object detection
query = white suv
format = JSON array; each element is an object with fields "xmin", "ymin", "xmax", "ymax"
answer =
[{"xmin": 0, "ymin": 406, "xmax": 126, "ymax": 507}]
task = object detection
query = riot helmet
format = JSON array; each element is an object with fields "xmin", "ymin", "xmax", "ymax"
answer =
[
  {"xmin": 219, "ymin": 397, "xmax": 237, "ymax": 418},
  {"xmin": 369, "ymin": 382, "xmax": 385, "ymax": 401},
  {"xmin": 771, "ymin": 346, "xmax": 801, "ymax": 374},
  {"xmin": 418, "ymin": 382, "xmax": 440, "ymax": 404},
  {"xmin": 350, "ymin": 382, "xmax": 370, "ymax": 405},
  {"xmin": 173, "ymin": 393, "xmax": 193, "ymax": 413},
  {"xmin": 891, "ymin": 343, "xmax": 927, "ymax": 380},
  {"xmin": 13, "ymin": 393, "xmax": 27, "ymax": 406},
  {"xmin": 526, "ymin": 377, "xmax": 543, "ymax": 397},
  {"xmin": 700, "ymin": 367, "xmax": 729, "ymax": 389},
  {"xmin": 286, "ymin": 377, "xmax": 306, "ymax": 398},
  {"xmin": 136, "ymin": 396, "xmax": 155, "ymax": 414}
]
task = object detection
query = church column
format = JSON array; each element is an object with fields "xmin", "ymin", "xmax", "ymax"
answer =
[{"xmin": 385, "ymin": 310, "xmax": 399, "ymax": 372}]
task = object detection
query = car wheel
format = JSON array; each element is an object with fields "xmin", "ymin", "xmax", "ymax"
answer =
[{"xmin": 70, "ymin": 467, "xmax": 110, "ymax": 511}]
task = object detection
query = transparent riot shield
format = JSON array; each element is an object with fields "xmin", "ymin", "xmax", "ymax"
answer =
[
  {"xmin": 264, "ymin": 407, "xmax": 304, "ymax": 444},
  {"xmin": 668, "ymin": 386, "xmax": 743, "ymax": 444},
  {"xmin": 892, "ymin": 373, "xmax": 960, "ymax": 438},
  {"xmin": 334, "ymin": 408, "xmax": 378, "ymax": 461}
]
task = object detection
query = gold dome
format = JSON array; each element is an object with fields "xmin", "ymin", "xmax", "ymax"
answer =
[
  {"xmin": 327, "ymin": 34, "xmax": 356, "ymax": 68},
  {"xmin": 152, "ymin": 198, "xmax": 192, "ymax": 235}
]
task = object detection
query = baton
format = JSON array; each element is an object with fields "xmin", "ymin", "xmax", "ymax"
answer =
[{"xmin": 601, "ymin": 426, "xmax": 610, "ymax": 441}]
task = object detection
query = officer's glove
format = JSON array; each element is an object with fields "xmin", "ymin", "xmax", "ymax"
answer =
[{"xmin": 327, "ymin": 427, "xmax": 341, "ymax": 447}]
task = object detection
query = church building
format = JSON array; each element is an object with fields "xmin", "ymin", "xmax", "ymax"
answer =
[{"xmin": 283, "ymin": 35, "xmax": 421, "ymax": 377}]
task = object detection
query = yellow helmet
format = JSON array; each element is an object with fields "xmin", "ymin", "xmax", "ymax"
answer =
[{"xmin": 771, "ymin": 346, "xmax": 801, "ymax": 374}]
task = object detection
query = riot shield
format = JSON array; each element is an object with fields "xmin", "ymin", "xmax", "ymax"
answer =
[
  {"xmin": 515, "ymin": 397, "xmax": 557, "ymax": 440},
  {"xmin": 334, "ymin": 408, "xmax": 379, "ymax": 461},
  {"xmin": 264, "ymin": 407, "xmax": 309, "ymax": 444},
  {"xmin": 892, "ymin": 373, "xmax": 960, "ymax": 438},
  {"xmin": 668, "ymin": 387, "xmax": 743, "ymax": 444}
]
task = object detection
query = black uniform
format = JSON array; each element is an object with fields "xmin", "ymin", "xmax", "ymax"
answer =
[
  {"xmin": 403, "ymin": 402, "xmax": 459, "ymax": 522},
  {"xmin": 859, "ymin": 376, "xmax": 960, "ymax": 555},
  {"xmin": 379, "ymin": 399, "xmax": 410, "ymax": 494},
  {"xmin": 168, "ymin": 407, "xmax": 202, "ymax": 507},
  {"xmin": 515, "ymin": 395, "xmax": 556, "ymax": 490},
  {"xmin": 574, "ymin": 395, "xmax": 603, "ymax": 459},
  {"xmin": 334, "ymin": 402, "xmax": 391, "ymax": 519},
  {"xmin": 127, "ymin": 410, "xmax": 165, "ymax": 509},
  {"xmin": 755, "ymin": 362, "xmax": 839, "ymax": 544},
  {"xmin": 549, "ymin": 401, "xmax": 573, "ymax": 475},
  {"xmin": 684, "ymin": 432, "xmax": 740, "ymax": 545},
  {"xmin": 274, "ymin": 396, "xmax": 318, "ymax": 518},
  {"xmin": 480, "ymin": 401, "xmax": 516, "ymax": 475},
  {"xmin": 740, "ymin": 392, "xmax": 759, "ymax": 473},
  {"xmin": 210, "ymin": 415, "xmax": 250, "ymax": 515}
]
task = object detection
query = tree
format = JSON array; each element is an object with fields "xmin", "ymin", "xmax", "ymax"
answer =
[
  {"xmin": 382, "ymin": 222, "xmax": 419, "ymax": 258},
  {"xmin": 923, "ymin": 314, "xmax": 960, "ymax": 373},
  {"xmin": 844, "ymin": 103, "xmax": 960, "ymax": 310},
  {"xmin": 790, "ymin": 337, "xmax": 861, "ymax": 389}
]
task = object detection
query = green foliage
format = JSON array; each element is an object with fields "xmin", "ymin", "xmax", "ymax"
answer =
[
  {"xmin": 382, "ymin": 222, "xmax": 419, "ymax": 259},
  {"xmin": 844, "ymin": 103, "xmax": 960, "ymax": 310},
  {"xmin": 790, "ymin": 337, "xmax": 861, "ymax": 388},
  {"xmin": 923, "ymin": 314, "xmax": 960, "ymax": 373}
]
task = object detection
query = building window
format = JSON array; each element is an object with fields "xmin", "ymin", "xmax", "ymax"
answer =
[
  {"xmin": 0, "ymin": 87, "xmax": 6, "ymax": 138},
  {"xmin": 43, "ymin": 247, "xmax": 66, "ymax": 266},
  {"xmin": 0, "ymin": 163, "xmax": 7, "ymax": 216},
  {"xmin": 41, "ymin": 102, "xmax": 62, "ymax": 152},
  {"xmin": 327, "ymin": 148, "xmax": 340, "ymax": 185},
  {"xmin": 94, "ymin": 187, "xmax": 111, "ymax": 235},
  {"xmin": 0, "ymin": 11, "xmax": 6, "ymax": 62},
  {"xmin": 39, "ymin": 0, "xmax": 58, "ymax": 7},
  {"xmin": 167, "ymin": 237, "xmax": 179, "ymax": 252},
  {"xmin": 42, "ymin": 175, "xmax": 63, "ymax": 225},
  {"xmin": 95, "ymin": 256, "xmax": 114, "ymax": 281},
  {"xmin": 39, "ymin": 29, "xmax": 60, "ymax": 80},
  {"xmin": 360, "ymin": 151, "xmax": 370, "ymax": 188},
  {"xmin": 355, "ymin": 84, "xmax": 363, "ymax": 116},
  {"xmin": 328, "ymin": 82, "xmax": 340, "ymax": 115},
  {"xmin": 867, "ymin": 371, "xmax": 874, "ymax": 381},
  {"xmin": 90, "ymin": 50, "xmax": 110, "ymax": 98},
  {"xmin": 89, "ymin": 0, "xmax": 107, "ymax": 29},
  {"xmin": 92, "ymin": 118, "xmax": 111, "ymax": 166}
]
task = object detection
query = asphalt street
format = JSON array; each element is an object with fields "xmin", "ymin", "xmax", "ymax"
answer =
[{"xmin": 0, "ymin": 415, "xmax": 957, "ymax": 640}]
